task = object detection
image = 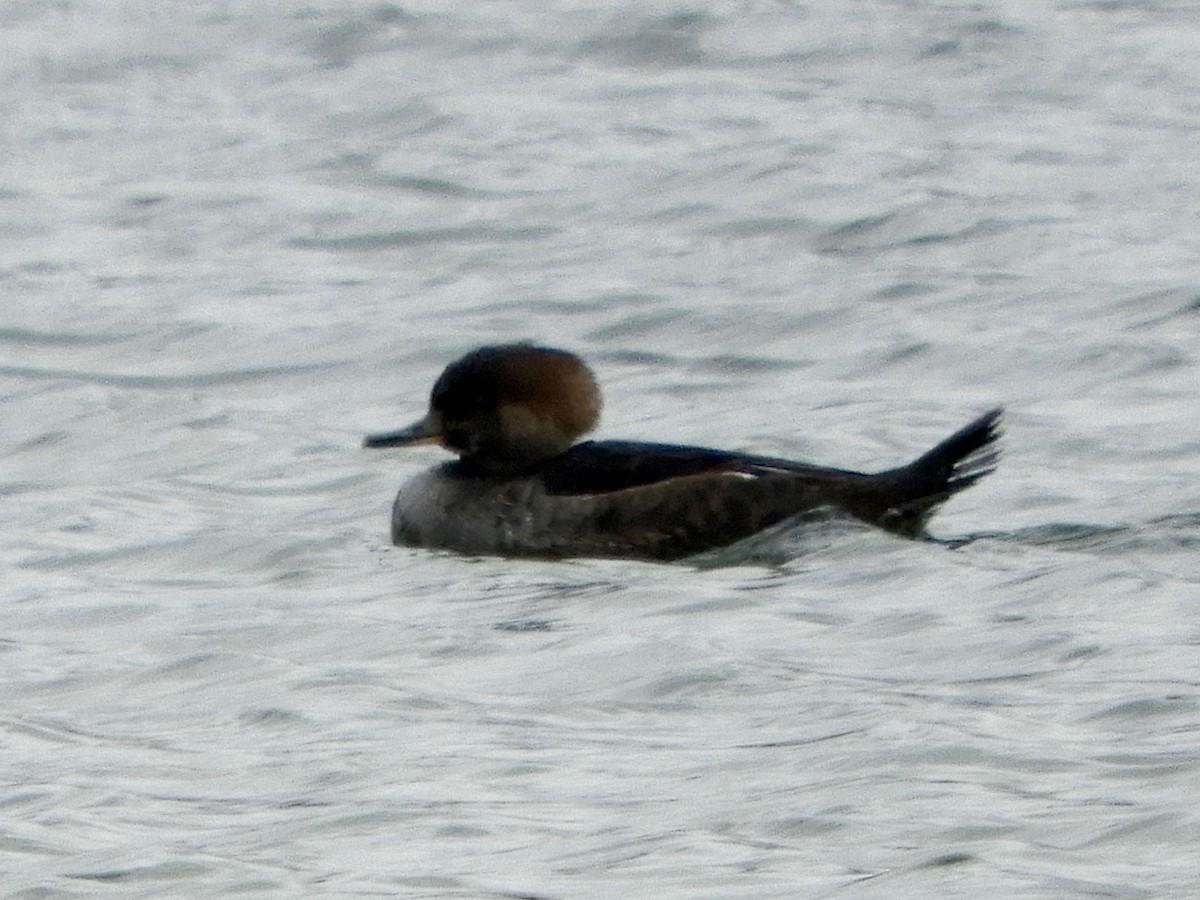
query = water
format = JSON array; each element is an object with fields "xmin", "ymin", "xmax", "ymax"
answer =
[{"xmin": 3, "ymin": 1, "xmax": 1199, "ymax": 897}]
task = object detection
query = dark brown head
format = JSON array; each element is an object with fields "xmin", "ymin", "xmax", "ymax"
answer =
[{"xmin": 363, "ymin": 344, "xmax": 602, "ymax": 474}]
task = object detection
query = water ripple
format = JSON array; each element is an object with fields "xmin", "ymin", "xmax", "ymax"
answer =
[{"xmin": 0, "ymin": 363, "xmax": 328, "ymax": 388}]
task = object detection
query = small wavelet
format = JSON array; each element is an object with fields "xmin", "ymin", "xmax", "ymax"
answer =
[
  {"xmin": 0, "ymin": 327, "xmax": 136, "ymax": 347},
  {"xmin": 0, "ymin": 362, "xmax": 328, "ymax": 389},
  {"xmin": 700, "ymin": 216, "xmax": 815, "ymax": 239},
  {"xmin": 576, "ymin": 11, "xmax": 713, "ymax": 68},
  {"xmin": 962, "ymin": 514, "xmax": 1200, "ymax": 553},
  {"xmin": 65, "ymin": 860, "xmax": 210, "ymax": 885},
  {"xmin": 1086, "ymin": 697, "xmax": 1198, "ymax": 723},
  {"xmin": 290, "ymin": 224, "xmax": 559, "ymax": 252}
]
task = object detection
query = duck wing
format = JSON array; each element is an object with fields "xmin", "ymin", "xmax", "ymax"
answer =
[{"xmin": 534, "ymin": 410, "xmax": 1002, "ymax": 560}]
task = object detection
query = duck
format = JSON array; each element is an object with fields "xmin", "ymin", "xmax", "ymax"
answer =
[{"xmin": 363, "ymin": 343, "xmax": 1001, "ymax": 561}]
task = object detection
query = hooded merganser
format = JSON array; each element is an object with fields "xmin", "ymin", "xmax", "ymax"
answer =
[{"xmin": 364, "ymin": 344, "xmax": 1001, "ymax": 561}]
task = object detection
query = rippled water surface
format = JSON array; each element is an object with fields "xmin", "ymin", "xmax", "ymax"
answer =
[{"xmin": 3, "ymin": 2, "xmax": 1199, "ymax": 897}]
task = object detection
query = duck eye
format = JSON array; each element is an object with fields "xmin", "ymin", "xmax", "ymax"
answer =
[{"xmin": 442, "ymin": 427, "xmax": 471, "ymax": 453}]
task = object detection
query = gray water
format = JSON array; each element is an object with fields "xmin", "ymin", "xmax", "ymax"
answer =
[{"xmin": 3, "ymin": 2, "xmax": 1199, "ymax": 897}]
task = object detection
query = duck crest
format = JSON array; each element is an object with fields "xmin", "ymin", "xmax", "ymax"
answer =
[
  {"xmin": 435, "ymin": 344, "xmax": 600, "ymax": 450},
  {"xmin": 394, "ymin": 344, "xmax": 602, "ymax": 474}
]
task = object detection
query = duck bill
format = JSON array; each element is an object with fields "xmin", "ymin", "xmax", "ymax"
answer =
[{"xmin": 363, "ymin": 413, "xmax": 443, "ymax": 449}]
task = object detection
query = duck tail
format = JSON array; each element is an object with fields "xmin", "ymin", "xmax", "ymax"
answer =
[{"xmin": 869, "ymin": 407, "xmax": 1003, "ymax": 537}]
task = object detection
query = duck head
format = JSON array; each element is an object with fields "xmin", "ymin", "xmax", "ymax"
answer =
[{"xmin": 363, "ymin": 344, "xmax": 602, "ymax": 475}]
